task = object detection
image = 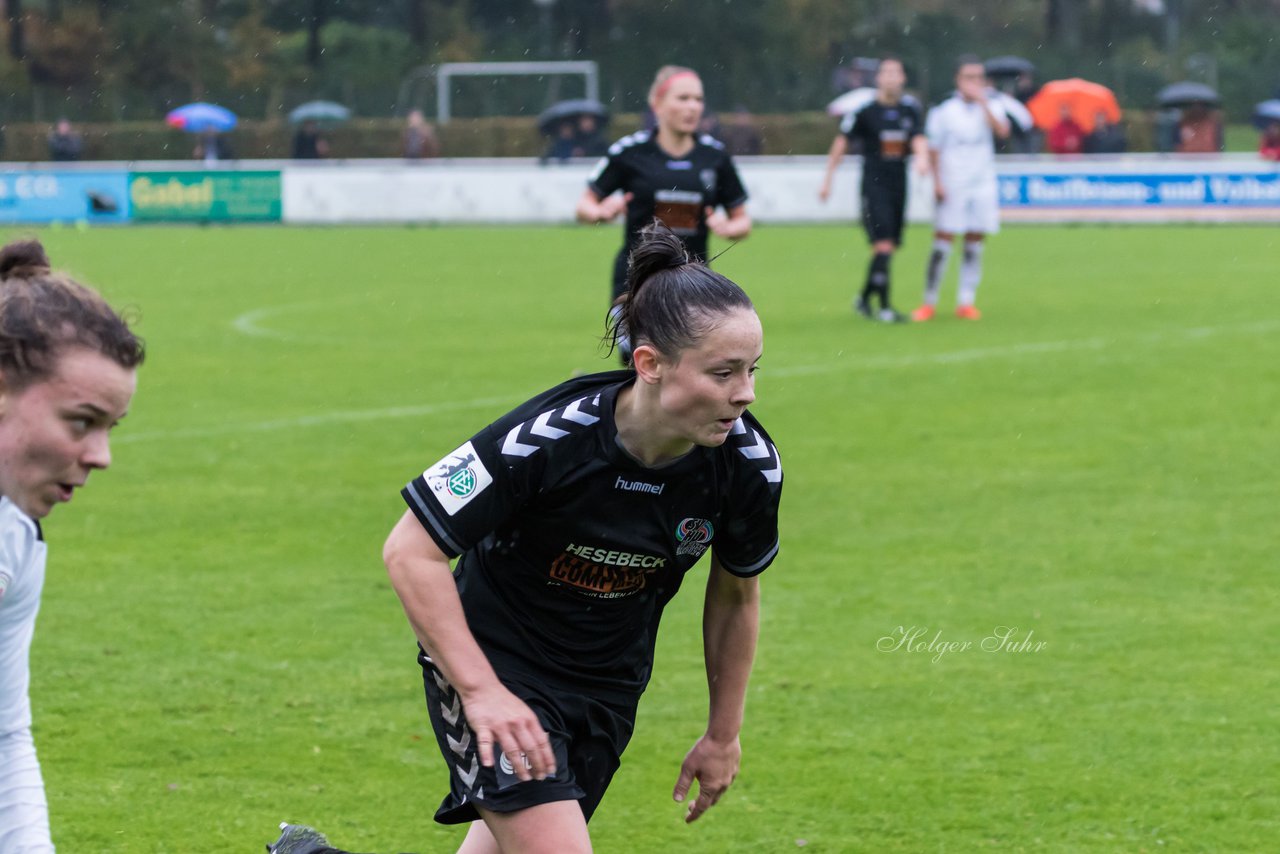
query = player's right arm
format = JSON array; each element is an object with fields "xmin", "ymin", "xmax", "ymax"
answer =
[
  {"xmin": 817, "ymin": 134, "xmax": 848, "ymax": 202},
  {"xmin": 383, "ymin": 511, "xmax": 556, "ymax": 781},
  {"xmin": 575, "ymin": 187, "xmax": 630, "ymax": 224}
]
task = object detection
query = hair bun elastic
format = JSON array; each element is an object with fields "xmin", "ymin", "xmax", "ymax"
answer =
[{"xmin": 0, "ymin": 240, "xmax": 52, "ymax": 279}]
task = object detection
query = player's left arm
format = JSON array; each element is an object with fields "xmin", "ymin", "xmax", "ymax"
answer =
[
  {"xmin": 910, "ymin": 132, "xmax": 931, "ymax": 175},
  {"xmin": 706, "ymin": 203, "xmax": 751, "ymax": 241},
  {"xmin": 673, "ymin": 553, "xmax": 760, "ymax": 823},
  {"xmin": 706, "ymin": 155, "xmax": 752, "ymax": 241}
]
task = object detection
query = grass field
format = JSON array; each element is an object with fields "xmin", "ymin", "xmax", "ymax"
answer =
[{"xmin": 10, "ymin": 221, "xmax": 1278, "ymax": 852}]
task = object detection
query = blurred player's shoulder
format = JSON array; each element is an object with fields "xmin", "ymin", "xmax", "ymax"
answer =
[{"xmin": 607, "ymin": 129, "xmax": 652, "ymax": 157}]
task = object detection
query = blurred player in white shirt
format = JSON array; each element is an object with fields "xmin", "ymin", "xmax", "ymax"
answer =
[{"xmin": 912, "ymin": 55, "xmax": 1010, "ymax": 321}]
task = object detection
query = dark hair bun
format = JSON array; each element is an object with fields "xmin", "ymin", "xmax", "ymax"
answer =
[
  {"xmin": 626, "ymin": 221, "xmax": 689, "ymax": 294},
  {"xmin": 0, "ymin": 239, "xmax": 52, "ymax": 280}
]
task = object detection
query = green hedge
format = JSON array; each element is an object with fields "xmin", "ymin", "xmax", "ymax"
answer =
[{"xmin": 0, "ymin": 114, "xmax": 1263, "ymax": 161}]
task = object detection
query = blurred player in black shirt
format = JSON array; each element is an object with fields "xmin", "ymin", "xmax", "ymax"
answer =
[
  {"xmin": 378, "ymin": 224, "xmax": 781, "ymax": 853},
  {"xmin": 819, "ymin": 56, "xmax": 929, "ymax": 323},
  {"xmin": 578, "ymin": 67, "xmax": 751, "ymax": 362}
]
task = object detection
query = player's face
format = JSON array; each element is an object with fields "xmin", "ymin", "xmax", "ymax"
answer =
[
  {"xmin": 876, "ymin": 61, "xmax": 906, "ymax": 98},
  {"xmin": 0, "ymin": 348, "xmax": 136, "ymax": 519},
  {"xmin": 653, "ymin": 75, "xmax": 705, "ymax": 137},
  {"xmin": 656, "ymin": 308, "xmax": 762, "ymax": 448},
  {"xmin": 956, "ymin": 64, "xmax": 987, "ymax": 99}
]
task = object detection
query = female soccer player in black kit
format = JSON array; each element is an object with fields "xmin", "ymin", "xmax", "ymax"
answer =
[
  {"xmin": 577, "ymin": 66, "xmax": 752, "ymax": 361},
  {"xmin": 818, "ymin": 56, "xmax": 930, "ymax": 323},
  {"xmin": 261, "ymin": 225, "xmax": 780, "ymax": 854}
]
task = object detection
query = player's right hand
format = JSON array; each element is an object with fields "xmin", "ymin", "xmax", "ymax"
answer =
[
  {"xmin": 463, "ymin": 683, "xmax": 557, "ymax": 781},
  {"xmin": 934, "ymin": 182, "xmax": 946, "ymax": 203},
  {"xmin": 818, "ymin": 183, "xmax": 831, "ymax": 203},
  {"xmin": 598, "ymin": 192, "xmax": 632, "ymax": 222}
]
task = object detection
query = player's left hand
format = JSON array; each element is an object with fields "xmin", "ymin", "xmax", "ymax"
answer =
[
  {"xmin": 673, "ymin": 732, "xmax": 741, "ymax": 823},
  {"xmin": 705, "ymin": 206, "xmax": 731, "ymax": 237}
]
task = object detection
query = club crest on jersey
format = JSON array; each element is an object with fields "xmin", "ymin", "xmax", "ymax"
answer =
[
  {"xmin": 700, "ymin": 168, "xmax": 717, "ymax": 192},
  {"xmin": 0, "ymin": 569, "xmax": 10, "ymax": 602},
  {"xmin": 424, "ymin": 441, "xmax": 492, "ymax": 516},
  {"xmin": 675, "ymin": 517, "xmax": 715, "ymax": 557}
]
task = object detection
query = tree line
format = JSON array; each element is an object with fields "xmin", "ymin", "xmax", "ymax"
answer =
[{"xmin": 1, "ymin": 0, "xmax": 1276, "ymax": 123}]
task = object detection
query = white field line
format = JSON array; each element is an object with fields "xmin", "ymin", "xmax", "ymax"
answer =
[
  {"xmin": 115, "ymin": 396, "xmax": 518, "ymax": 444},
  {"xmin": 124, "ymin": 318, "xmax": 1278, "ymax": 445}
]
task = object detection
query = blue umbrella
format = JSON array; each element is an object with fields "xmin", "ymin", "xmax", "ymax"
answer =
[
  {"xmin": 166, "ymin": 102, "xmax": 238, "ymax": 133},
  {"xmin": 1253, "ymin": 100, "xmax": 1280, "ymax": 130},
  {"xmin": 288, "ymin": 100, "xmax": 352, "ymax": 125}
]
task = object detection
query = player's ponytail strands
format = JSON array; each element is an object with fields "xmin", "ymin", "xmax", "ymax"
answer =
[
  {"xmin": 0, "ymin": 238, "xmax": 145, "ymax": 390},
  {"xmin": 607, "ymin": 221, "xmax": 752, "ymax": 359}
]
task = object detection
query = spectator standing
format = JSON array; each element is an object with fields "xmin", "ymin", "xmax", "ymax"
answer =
[
  {"xmin": 194, "ymin": 130, "xmax": 233, "ymax": 164},
  {"xmin": 720, "ymin": 108, "xmax": 764, "ymax": 156},
  {"xmin": 1083, "ymin": 113, "xmax": 1127, "ymax": 154},
  {"xmin": 46, "ymin": 119, "xmax": 82, "ymax": 162},
  {"xmin": 572, "ymin": 114, "xmax": 608, "ymax": 158},
  {"xmin": 1046, "ymin": 106, "xmax": 1085, "ymax": 154},
  {"xmin": 1260, "ymin": 121, "xmax": 1280, "ymax": 161},
  {"xmin": 292, "ymin": 120, "xmax": 329, "ymax": 159},
  {"xmin": 1175, "ymin": 104, "xmax": 1223, "ymax": 153},
  {"xmin": 402, "ymin": 109, "xmax": 440, "ymax": 160}
]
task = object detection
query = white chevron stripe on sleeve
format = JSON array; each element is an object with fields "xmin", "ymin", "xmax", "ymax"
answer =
[
  {"xmin": 737, "ymin": 431, "xmax": 773, "ymax": 460},
  {"xmin": 561, "ymin": 397, "xmax": 600, "ymax": 425},
  {"xmin": 530, "ymin": 410, "xmax": 570, "ymax": 439},
  {"xmin": 501, "ymin": 424, "xmax": 538, "ymax": 457}
]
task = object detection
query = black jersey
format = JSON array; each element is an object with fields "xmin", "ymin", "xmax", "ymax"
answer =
[
  {"xmin": 402, "ymin": 371, "xmax": 782, "ymax": 701},
  {"xmin": 588, "ymin": 130, "xmax": 748, "ymax": 262},
  {"xmin": 840, "ymin": 94, "xmax": 925, "ymax": 186}
]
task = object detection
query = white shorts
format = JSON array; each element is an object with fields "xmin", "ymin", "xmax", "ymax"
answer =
[{"xmin": 934, "ymin": 183, "xmax": 1000, "ymax": 235}]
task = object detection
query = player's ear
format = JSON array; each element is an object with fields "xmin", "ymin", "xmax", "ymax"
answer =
[{"xmin": 631, "ymin": 344, "xmax": 664, "ymax": 385}]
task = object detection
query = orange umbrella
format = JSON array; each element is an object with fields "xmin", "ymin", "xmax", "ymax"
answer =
[{"xmin": 1027, "ymin": 78, "xmax": 1122, "ymax": 133}]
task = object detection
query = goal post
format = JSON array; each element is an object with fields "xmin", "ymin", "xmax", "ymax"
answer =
[{"xmin": 434, "ymin": 61, "xmax": 600, "ymax": 124}]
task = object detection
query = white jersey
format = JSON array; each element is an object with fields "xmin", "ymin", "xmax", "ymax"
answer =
[
  {"xmin": 925, "ymin": 94, "xmax": 1007, "ymax": 191},
  {"xmin": 0, "ymin": 496, "xmax": 54, "ymax": 852}
]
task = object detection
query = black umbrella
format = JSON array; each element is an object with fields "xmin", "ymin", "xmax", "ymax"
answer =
[
  {"xmin": 985, "ymin": 55, "xmax": 1035, "ymax": 78},
  {"xmin": 1157, "ymin": 81, "xmax": 1221, "ymax": 108},
  {"xmin": 537, "ymin": 99, "xmax": 609, "ymax": 136}
]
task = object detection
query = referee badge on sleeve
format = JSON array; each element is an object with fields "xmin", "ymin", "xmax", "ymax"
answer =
[{"xmin": 424, "ymin": 441, "xmax": 493, "ymax": 516}]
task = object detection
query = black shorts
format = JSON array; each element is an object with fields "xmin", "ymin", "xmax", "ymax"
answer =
[
  {"xmin": 861, "ymin": 180, "xmax": 907, "ymax": 244},
  {"xmin": 418, "ymin": 649, "xmax": 638, "ymax": 825}
]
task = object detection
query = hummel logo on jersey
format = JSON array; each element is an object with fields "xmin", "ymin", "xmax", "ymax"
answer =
[
  {"xmin": 727, "ymin": 418, "xmax": 782, "ymax": 484},
  {"xmin": 615, "ymin": 476, "xmax": 664, "ymax": 495},
  {"xmin": 425, "ymin": 441, "xmax": 493, "ymax": 516},
  {"xmin": 501, "ymin": 394, "xmax": 602, "ymax": 458}
]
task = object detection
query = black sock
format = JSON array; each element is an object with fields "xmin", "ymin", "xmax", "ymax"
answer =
[{"xmin": 865, "ymin": 252, "xmax": 892, "ymax": 309}]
